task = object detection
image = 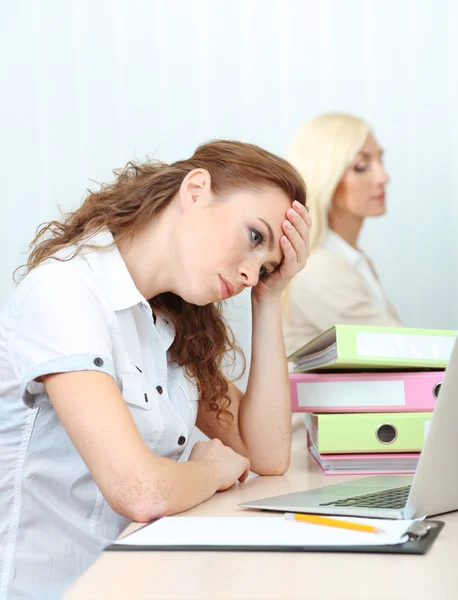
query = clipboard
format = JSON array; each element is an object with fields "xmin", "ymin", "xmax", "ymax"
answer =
[{"xmin": 105, "ymin": 517, "xmax": 444, "ymax": 555}]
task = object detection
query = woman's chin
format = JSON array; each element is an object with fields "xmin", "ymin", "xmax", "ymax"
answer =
[
  {"xmin": 177, "ymin": 288, "xmax": 219, "ymax": 306},
  {"xmin": 369, "ymin": 205, "xmax": 386, "ymax": 217}
]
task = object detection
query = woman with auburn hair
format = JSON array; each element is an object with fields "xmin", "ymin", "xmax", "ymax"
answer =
[
  {"xmin": 282, "ymin": 113, "xmax": 403, "ymax": 357},
  {"xmin": 0, "ymin": 139, "xmax": 310, "ymax": 599}
]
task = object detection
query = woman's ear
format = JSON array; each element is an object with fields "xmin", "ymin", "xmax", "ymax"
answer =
[{"xmin": 179, "ymin": 169, "xmax": 212, "ymax": 212}]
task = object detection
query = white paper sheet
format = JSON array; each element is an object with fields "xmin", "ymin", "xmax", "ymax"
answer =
[
  {"xmin": 356, "ymin": 332, "xmax": 455, "ymax": 360},
  {"xmin": 113, "ymin": 516, "xmax": 413, "ymax": 548},
  {"xmin": 297, "ymin": 380, "xmax": 405, "ymax": 408}
]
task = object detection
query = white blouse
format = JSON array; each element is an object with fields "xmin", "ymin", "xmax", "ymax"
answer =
[
  {"xmin": 282, "ymin": 230, "xmax": 403, "ymax": 357},
  {"xmin": 323, "ymin": 230, "xmax": 389, "ymax": 311},
  {"xmin": 0, "ymin": 230, "xmax": 198, "ymax": 600}
]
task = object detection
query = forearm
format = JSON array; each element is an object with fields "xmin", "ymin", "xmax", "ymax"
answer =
[
  {"xmin": 110, "ymin": 454, "xmax": 220, "ymax": 522},
  {"xmin": 238, "ymin": 295, "xmax": 291, "ymax": 474}
]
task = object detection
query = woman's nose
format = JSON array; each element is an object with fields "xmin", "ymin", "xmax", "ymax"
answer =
[
  {"xmin": 375, "ymin": 162, "xmax": 389, "ymax": 186},
  {"xmin": 239, "ymin": 263, "xmax": 260, "ymax": 288}
]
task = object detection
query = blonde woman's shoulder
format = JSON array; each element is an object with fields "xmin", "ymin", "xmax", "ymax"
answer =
[{"xmin": 293, "ymin": 246, "xmax": 363, "ymax": 288}]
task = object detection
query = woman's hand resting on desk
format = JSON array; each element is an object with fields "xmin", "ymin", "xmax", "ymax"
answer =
[{"xmin": 188, "ymin": 438, "xmax": 251, "ymax": 491}]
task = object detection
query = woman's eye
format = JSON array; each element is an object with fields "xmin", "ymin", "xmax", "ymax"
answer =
[
  {"xmin": 259, "ymin": 266, "xmax": 270, "ymax": 281},
  {"xmin": 354, "ymin": 163, "xmax": 368, "ymax": 173},
  {"xmin": 250, "ymin": 229, "xmax": 264, "ymax": 246}
]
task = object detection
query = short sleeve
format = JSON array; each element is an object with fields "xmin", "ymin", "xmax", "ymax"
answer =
[{"xmin": 10, "ymin": 263, "xmax": 116, "ymax": 408}]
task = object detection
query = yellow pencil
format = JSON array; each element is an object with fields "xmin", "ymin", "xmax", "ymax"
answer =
[{"xmin": 285, "ymin": 512, "xmax": 383, "ymax": 534}]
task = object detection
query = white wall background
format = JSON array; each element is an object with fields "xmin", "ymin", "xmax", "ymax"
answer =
[{"xmin": 1, "ymin": 0, "xmax": 458, "ymax": 395}]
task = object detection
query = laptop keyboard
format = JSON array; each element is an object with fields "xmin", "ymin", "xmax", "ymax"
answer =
[{"xmin": 319, "ymin": 485, "xmax": 411, "ymax": 509}]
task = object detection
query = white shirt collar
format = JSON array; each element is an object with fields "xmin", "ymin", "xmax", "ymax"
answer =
[
  {"xmin": 321, "ymin": 230, "xmax": 365, "ymax": 268},
  {"xmin": 81, "ymin": 230, "xmax": 176, "ymax": 349},
  {"xmin": 320, "ymin": 229, "xmax": 389, "ymax": 311},
  {"xmin": 49, "ymin": 228, "xmax": 176, "ymax": 347},
  {"xmin": 79, "ymin": 229, "xmax": 147, "ymax": 312}
]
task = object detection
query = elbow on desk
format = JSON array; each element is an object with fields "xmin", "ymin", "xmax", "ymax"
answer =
[
  {"xmin": 110, "ymin": 496, "xmax": 169, "ymax": 523},
  {"xmin": 249, "ymin": 453, "xmax": 291, "ymax": 477},
  {"xmin": 105, "ymin": 483, "xmax": 170, "ymax": 524}
]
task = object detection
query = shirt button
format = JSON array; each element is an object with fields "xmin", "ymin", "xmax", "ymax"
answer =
[
  {"xmin": 156, "ymin": 386, "xmax": 163, "ymax": 395},
  {"xmin": 178, "ymin": 436, "xmax": 186, "ymax": 446},
  {"xmin": 94, "ymin": 357, "xmax": 104, "ymax": 367}
]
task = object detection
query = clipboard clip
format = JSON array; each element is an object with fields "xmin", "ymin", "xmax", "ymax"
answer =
[{"xmin": 404, "ymin": 520, "xmax": 436, "ymax": 541}]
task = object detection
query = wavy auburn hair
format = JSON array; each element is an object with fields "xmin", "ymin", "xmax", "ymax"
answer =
[{"xmin": 21, "ymin": 140, "xmax": 307, "ymax": 421}]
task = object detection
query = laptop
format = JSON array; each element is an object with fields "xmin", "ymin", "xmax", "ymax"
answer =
[{"xmin": 240, "ymin": 338, "xmax": 458, "ymax": 520}]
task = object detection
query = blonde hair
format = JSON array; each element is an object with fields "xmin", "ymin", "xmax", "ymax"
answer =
[{"xmin": 288, "ymin": 113, "xmax": 370, "ymax": 250}]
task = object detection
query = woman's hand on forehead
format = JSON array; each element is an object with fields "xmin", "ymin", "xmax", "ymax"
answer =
[{"xmin": 252, "ymin": 200, "xmax": 311, "ymax": 300}]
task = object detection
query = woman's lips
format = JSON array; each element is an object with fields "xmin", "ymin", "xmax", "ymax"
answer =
[{"xmin": 219, "ymin": 276, "xmax": 235, "ymax": 300}]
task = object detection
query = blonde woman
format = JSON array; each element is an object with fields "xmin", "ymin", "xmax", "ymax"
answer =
[{"xmin": 283, "ymin": 113, "xmax": 403, "ymax": 357}]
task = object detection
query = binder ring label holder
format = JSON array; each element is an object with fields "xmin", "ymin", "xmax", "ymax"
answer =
[
  {"xmin": 433, "ymin": 382, "xmax": 442, "ymax": 400},
  {"xmin": 376, "ymin": 423, "xmax": 398, "ymax": 444}
]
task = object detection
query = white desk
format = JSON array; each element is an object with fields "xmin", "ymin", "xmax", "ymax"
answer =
[{"xmin": 65, "ymin": 448, "xmax": 458, "ymax": 600}]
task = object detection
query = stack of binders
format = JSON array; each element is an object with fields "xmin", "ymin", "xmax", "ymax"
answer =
[{"xmin": 288, "ymin": 324, "xmax": 457, "ymax": 475}]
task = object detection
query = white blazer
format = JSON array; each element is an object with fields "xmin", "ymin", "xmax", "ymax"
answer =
[{"xmin": 283, "ymin": 231, "xmax": 403, "ymax": 357}]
